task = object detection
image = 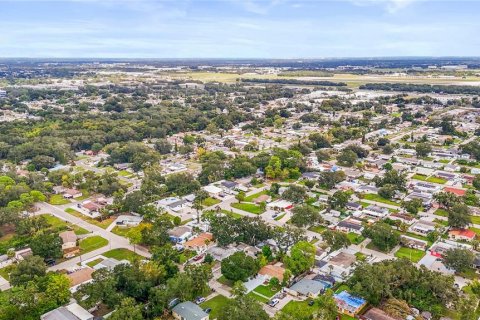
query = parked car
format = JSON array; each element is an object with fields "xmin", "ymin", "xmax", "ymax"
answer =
[
  {"xmin": 193, "ymin": 254, "xmax": 204, "ymax": 262},
  {"xmin": 195, "ymin": 297, "xmax": 206, "ymax": 304},
  {"xmin": 308, "ymin": 300, "xmax": 315, "ymax": 306},
  {"xmin": 267, "ymin": 299, "xmax": 279, "ymax": 307},
  {"xmin": 204, "ymin": 308, "xmax": 212, "ymax": 314}
]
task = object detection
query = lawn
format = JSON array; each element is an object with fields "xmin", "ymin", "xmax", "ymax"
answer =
[
  {"xmin": 308, "ymin": 225, "xmax": 326, "ymax": 234},
  {"xmin": 49, "ymin": 194, "xmax": 71, "ymax": 205},
  {"xmin": 203, "ymin": 197, "xmax": 221, "ymax": 207},
  {"xmin": 103, "ymin": 248, "xmax": 142, "ymax": 262},
  {"xmin": 412, "ymin": 174, "xmax": 427, "ymax": 181},
  {"xmin": 274, "ymin": 213, "xmax": 286, "ymax": 221},
  {"xmin": 86, "ymin": 258, "xmax": 104, "ymax": 268},
  {"xmin": 79, "ymin": 235, "xmax": 108, "ymax": 254},
  {"xmin": 355, "ymin": 252, "xmax": 366, "ymax": 261},
  {"xmin": 231, "ymin": 202, "xmax": 265, "ymax": 214},
  {"xmin": 247, "ymin": 291, "xmax": 269, "ymax": 303},
  {"xmin": 471, "ymin": 215, "xmax": 480, "ymax": 225},
  {"xmin": 282, "ymin": 300, "xmax": 319, "ymax": 316},
  {"xmin": 203, "ymin": 209, "xmax": 242, "ymax": 219},
  {"xmin": 111, "ymin": 226, "xmax": 131, "ymax": 237},
  {"xmin": 253, "ymin": 283, "xmax": 280, "ymax": 298},
  {"xmin": 200, "ymin": 295, "xmax": 230, "ymax": 320},
  {"xmin": 362, "ymin": 194, "xmax": 400, "ymax": 206},
  {"xmin": 43, "ymin": 214, "xmax": 89, "ymax": 235},
  {"xmin": 434, "ymin": 209, "xmax": 448, "ymax": 217},
  {"xmin": 118, "ymin": 170, "xmax": 133, "ymax": 177},
  {"xmin": 244, "ymin": 190, "xmax": 268, "ymax": 202},
  {"xmin": 426, "ymin": 176, "xmax": 447, "ymax": 184},
  {"xmin": 347, "ymin": 232, "xmax": 365, "ymax": 245},
  {"xmin": 65, "ymin": 208, "xmax": 115, "ymax": 229},
  {"xmin": 0, "ymin": 264, "xmax": 15, "ymax": 280},
  {"xmin": 217, "ymin": 275, "xmax": 234, "ymax": 287},
  {"xmin": 394, "ymin": 247, "xmax": 426, "ymax": 263}
]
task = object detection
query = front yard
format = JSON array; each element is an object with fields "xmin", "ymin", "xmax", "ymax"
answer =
[
  {"xmin": 103, "ymin": 248, "xmax": 142, "ymax": 262},
  {"xmin": 394, "ymin": 247, "xmax": 426, "ymax": 263},
  {"xmin": 199, "ymin": 295, "xmax": 230, "ymax": 320},
  {"xmin": 361, "ymin": 194, "xmax": 400, "ymax": 206},
  {"xmin": 231, "ymin": 202, "xmax": 265, "ymax": 215},
  {"xmin": 49, "ymin": 194, "xmax": 71, "ymax": 205},
  {"xmin": 79, "ymin": 235, "xmax": 108, "ymax": 254},
  {"xmin": 65, "ymin": 208, "xmax": 115, "ymax": 229}
]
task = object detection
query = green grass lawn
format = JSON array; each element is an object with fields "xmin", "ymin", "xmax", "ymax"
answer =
[
  {"xmin": 426, "ymin": 176, "xmax": 447, "ymax": 184},
  {"xmin": 103, "ymin": 248, "xmax": 142, "ymax": 262},
  {"xmin": 86, "ymin": 258, "xmax": 104, "ymax": 268},
  {"xmin": 394, "ymin": 247, "xmax": 426, "ymax": 263},
  {"xmin": 244, "ymin": 190, "xmax": 268, "ymax": 202},
  {"xmin": 253, "ymin": 283, "xmax": 280, "ymax": 298},
  {"xmin": 412, "ymin": 174, "xmax": 428, "ymax": 181},
  {"xmin": 274, "ymin": 213, "xmax": 286, "ymax": 221},
  {"xmin": 281, "ymin": 300, "xmax": 319, "ymax": 316},
  {"xmin": 434, "ymin": 209, "xmax": 449, "ymax": 217},
  {"xmin": 203, "ymin": 209, "xmax": 242, "ymax": 219},
  {"xmin": 308, "ymin": 225, "xmax": 326, "ymax": 234},
  {"xmin": 247, "ymin": 291, "xmax": 270, "ymax": 303},
  {"xmin": 347, "ymin": 232, "xmax": 365, "ymax": 245},
  {"xmin": 118, "ymin": 170, "xmax": 133, "ymax": 177},
  {"xmin": 79, "ymin": 235, "xmax": 108, "ymax": 254},
  {"xmin": 75, "ymin": 189, "xmax": 90, "ymax": 201},
  {"xmin": 43, "ymin": 214, "xmax": 89, "ymax": 235},
  {"xmin": 362, "ymin": 194, "xmax": 400, "ymax": 206},
  {"xmin": 0, "ymin": 264, "xmax": 15, "ymax": 280},
  {"xmin": 200, "ymin": 295, "xmax": 230, "ymax": 320},
  {"xmin": 49, "ymin": 194, "xmax": 71, "ymax": 205},
  {"xmin": 203, "ymin": 197, "xmax": 221, "ymax": 207},
  {"xmin": 471, "ymin": 215, "xmax": 480, "ymax": 225},
  {"xmin": 471, "ymin": 227, "xmax": 480, "ymax": 236},
  {"xmin": 65, "ymin": 208, "xmax": 115, "ymax": 229},
  {"xmin": 355, "ymin": 252, "xmax": 366, "ymax": 261},
  {"xmin": 111, "ymin": 226, "xmax": 131, "ymax": 237},
  {"xmin": 231, "ymin": 202, "xmax": 265, "ymax": 214}
]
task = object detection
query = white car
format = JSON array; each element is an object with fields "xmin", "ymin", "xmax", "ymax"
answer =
[{"xmin": 267, "ymin": 299, "xmax": 279, "ymax": 307}]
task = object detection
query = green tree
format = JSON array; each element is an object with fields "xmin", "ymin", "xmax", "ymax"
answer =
[
  {"xmin": 415, "ymin": 143, "xmax": 433, "ymax": 157},
  {"xmin": 337, "ymin": 149, "xmax": 358, "ymax": 167},
  {"xmin": 218, "ymin": 295, "xmax": 269, "ymax": 320},
  {"xmin": 448, "ymin": 204, "xmax": 471, "ymax": 229},
  {"xmin": 221, "ymin": 251, "xmax": 260, "ymax": 282},
  {"xmin": 443, "ymin": 248, "xmax": 475, "ymax": 273},
  {"xmin": 362, "ymin": 222, "xmax": 400, "ymax": 252},
  {"xmin": 328, "ymin": 190, "xmax": 350, "ymax": 210},
  {"xmin": 322, "ymin": 230, "xmax": 351, "ymax": 252},
  {"xmin": 290, "ymin": 205, "xmax": 322, "ymax": 228},
  {"xmin": 109, "ymin": 297, "xmax": 144, "ymax": 320},
  {"xmin": 284, "ymin": 241, "xmax": 315, "ymax": 275},
  {"xmin": 235, "ymin": 191, "xmax": 246, "ymax": 203},
  {"xmin": 282, "ymin": 185, "xmax": 307, "ymax": 203},
  {"xmin": 9, "ymin": 255, "xmax": 47, "ymax": 287},
  {"xmin": 315, "ymin": 289, "xmax": 338, "ymax": 320},
  {"xmin": 30, "ymin": 232, "xmax": 62, "ymax": 259}
]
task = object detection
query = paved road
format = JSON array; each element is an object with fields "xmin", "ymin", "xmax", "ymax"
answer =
[{"xmin": 36, "ymin": 202, "xmax": 151, "ymax": 271}]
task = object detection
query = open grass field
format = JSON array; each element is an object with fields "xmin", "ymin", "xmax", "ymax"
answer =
[
  {"xmin": 103, "ymin": 248, "xmax": 142, "ymax": 262},
  {"xmin": 244, "ymin": 190, "xmax": 269, "ymax": 202},
  {"xmin": 231, "ymin": 202, "xmax": 265, "ymax": 214},
  {"xmin": 253, "ymin": 283, "xmax": 280, "ymax": 298},
  {"xmin": 65, "ymin": 208, "xmax": 115, "ymax": 229},
  {"xmin": 49, "ymin": 194, "xmax": 71, "ymax": 205},
  {"xmin": 395, "ymin": 247, "xmax": 426, "ymax": 263},
  {"xmin": 203, "ymin": 197, "xmax": 221, "ymax": 207},
  {"xmin": 199, "ymin": 295, "xmax": 230, "ymax": 320},
  {"xmin": 362, "ymin": 193, "xmax": 400, "ymax": 206},
  {"xmin": 79, "ymin": 235, "xmax": 108, "ymax": 254}
]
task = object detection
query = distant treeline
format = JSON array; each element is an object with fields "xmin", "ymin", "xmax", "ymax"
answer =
[
  {"xmin": 359, "ymin": 83, "xmax": 480, "ymax": 95},
  {"xmin": 278, "ymin": 70, "xmax": 334, "ymax": 77},
  {"xmin": 240, "ymin": 78, "xmax": 347, "ymax": 87}
]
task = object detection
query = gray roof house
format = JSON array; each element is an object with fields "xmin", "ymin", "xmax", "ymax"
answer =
[
  {"xmin": 41, "ymin": 303, "xmax": 93, "ymax": 320},
  {"xmin": 172, "ymin": 301, "xmax": 209, "ymax": 320},
  {"xmin": 286, "ymin": 278, "xmax": 328, "ymax": 297}
]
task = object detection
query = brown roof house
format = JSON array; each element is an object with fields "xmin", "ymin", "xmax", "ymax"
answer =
[{"xmin": 184, "ymin": 233, "xmax": 214, "ymax": 253}]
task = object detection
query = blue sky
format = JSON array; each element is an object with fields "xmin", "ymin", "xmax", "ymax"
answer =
[{"xmin": 0, "ymin": 0, "xmax": 479, "ymax": 58}]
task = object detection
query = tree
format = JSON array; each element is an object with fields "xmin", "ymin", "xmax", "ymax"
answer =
[
  {"xmin": 402, "ymin": 199, "xmax": 423, "ymax": 215},
  {"xmin": 44, "ymin": 273, "xmax": 71, "ymax": 306},
  {"xmin": 378, "ymin": 184, "xmax": 396, "ymax": 199},
  {"xmin": 315, "ymin": 289, "xmax": 338, "ymax": 320},
  {"xmin": 435, "ymin": 191, "xmax": 461, "ymax": 209},
  {"xmin": 318, "ymin": 171, "xmax": 346, "ymax": 190},
  {"xmin": 284, "ymin": 241, "xmax": 315, "ymax": 275},
  {"xmin": 316, "ymin": 149, "xmax": 330, "ymax": 162},
  {"xmin": 448, "ymin": 204, "xmax": 471, "ymax": 229},
  {"xmin": 309, "ymin": 133, "xmax": 331, "ymax": 149},
  {"xmin": 473, "ymin": 175, "xmax": 480, "ymax": 190},
  {"xmin": 337, "ymin": 149, "xmax": 358, "ymax": 167},
  {"xmin": 154, "ymin": 139, "xmax": 172, "ymax": 155},
  {"xmin": 235, "ymin": 191, "xmax": 246, "ymax": 203},
  {"xmin": 374, "ymin": 169, "xmax": 407, "ymax": 191},
  {"xmin": 290, "ymin": 205, "xmax": 322, "ymax": 228},
  {"xmin": 443, "ymin": 248, "xmax": 475, "ymax": 273},
  {"xmin": 281, "ymin": 185, "xmax": 307, "ymax": 203},
  {"xmin": 416, "ymin": 142, "xmax": 432, "ymax": 157},
  {"xmin": 272, "ymin": 225, "xmax": 305, "ymax": 253},
  {"xmin": 30, "ymin": 232, "xmax": 62, "ymax": 259},
  {"xmin": 9, "ymin": 255, "xmax": 47, "ymax": 286},
  {"xmin": 328, "ymin": 190, "xmax": 350, "ymax": 210},
  {"xmin": 221, "ymin": 251, "xmax": 260, "ymax": 282},
  {"xmin": 109, "ymin": 297, "xmax": 144, "ymax": 320},
  {"xmin": 232, "ymin": 280, "xmax": 247, "ymax": 297},
  {"xmin": 362, "ymin": 222, "xmax": 400, "ymax": 252},
  {"xmin": 322, "ymin": 230, "xmax": 351, "ymax": 252}
]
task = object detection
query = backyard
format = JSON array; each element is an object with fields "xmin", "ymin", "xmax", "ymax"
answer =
[
  {"xmin": 394, "ymin": 247, "xmax": 426, "ymax": 263},
  {"xmin": 199, "ymin": 294, "xmax": 230, "ymax": 320}
]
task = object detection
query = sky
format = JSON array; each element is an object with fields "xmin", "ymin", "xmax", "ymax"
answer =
[{"xmin": 0, "ymin": 0, "xmax": 479, "ymax": 58}]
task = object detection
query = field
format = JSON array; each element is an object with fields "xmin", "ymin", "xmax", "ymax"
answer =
[
  {"xmin": 79, "ymin": 235, "xmax": 108, "ymax": 254},
  {"xmin": 103, "ymin": 248, "xmax": 142, "ymax": 262},
  {"xmin": 394, "ymin": 247, "xmax": 426, "ymax": 263},
  {"xmin": 199, "ymin": 295, "xmax": 230, "ymax": 320},
  {"xmin": 231, "ymin": 202, "xmax": 265, "ymax": 214},
  {"xmin": 49, "ymin": 194, "xmax": 71, "ymax": 205},
  {"xmin": 253, "ymin": 283, "xmax": 280, "ymax": 298},
  {"xmin": 362, "ymin": 193, "xmax": 400, "ymax": 206},
  {"xmin": 65, "ymin": 208, "xmax": 115, "ymax": 229}
]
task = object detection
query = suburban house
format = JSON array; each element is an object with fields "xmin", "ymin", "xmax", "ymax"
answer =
[
  {"xmin": 258, "ymin": 263, "xmax": 285, "ymax": 282},
  {"xmin": 172, "ymin": 301, "xmax": 209, "ymax": 320},
  {"xmin": 93, "ymin": 258, "xmax": 129, "ymax": 271},
  {"xmin": 40, "ymin": 303, "xmax": 94, "ymax": 320},
  {"xmin": 286, "ymin": 276, "xmax": 330, "ymax": 298},
  {"xmin": 63, "ymin": 188, "xmax": 83, "ymax": 199},
  {"xmin": 266, "ymin": 199, "xmax": 293, "ymax": 211},
  {"xmin": 336, "ymin": 218, "xmax": 364, "ymax": 234},
  {"xmin": 400, "ymin": 235, "xmax": 428, "ymax": 250},
  {"xmin": 362, "ymin": 205, "xmax": 389, "ymax": 219},
  {"xmin": 334, "ymin": 291, "xmax": 367, "ymax": 317},
  {"xmin": 183, "ymin": 233, "xmax": 214, "ymax": 252},
  {"xmin": 448, "ymin": 229, "xmax": 476, "ymax": 242},
  {"xmin": 362, "ymin": 307, "xmax": 397, "ymax": 320},
  {"xmin": 59, "ymin": 230, "xmax": 77, "ymax": 250},
  {"xmin": 409, "ymin": 220, "xmax": 436, "ymax": 235},
  {"xmin": 168, "ymin": 226, "xmax": 192, "ymax": 243},
  {"xmin": 67, "ymin": 268, "xmax": 94, "ymax": 293},
  {"xmin": 115, "ymin": 215, "xmax": 143, "ymax": 227}
]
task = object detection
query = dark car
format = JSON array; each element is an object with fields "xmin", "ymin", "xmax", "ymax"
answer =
[
  {"xmin": 308, "ymin": 300, "xmax": 315, "ymax": 306},
  {"xmin": 44, "ymin": 258, "xmax": 56, "ymax": 266},
  {"xmin": 204, "ymin": 308, "xmax": 212, "ymax": 314}
]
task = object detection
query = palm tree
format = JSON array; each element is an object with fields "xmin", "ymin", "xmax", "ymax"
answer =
[{"xmin": 193, "ymin": 200, "xmax": 203, "ymax": 223}]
